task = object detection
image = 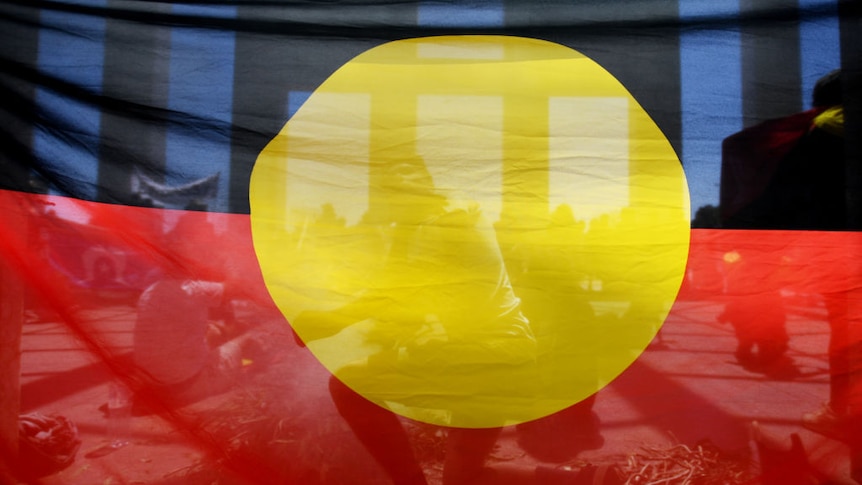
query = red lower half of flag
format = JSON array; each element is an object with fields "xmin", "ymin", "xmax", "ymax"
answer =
[{"xmin": 2, "ymin": 189, "xmax": 861, "ymax": 485}]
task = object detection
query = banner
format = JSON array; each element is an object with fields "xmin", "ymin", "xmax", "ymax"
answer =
[{"xmin": 1, "ymin": 1, "xmax": 860, "ymax": 484}]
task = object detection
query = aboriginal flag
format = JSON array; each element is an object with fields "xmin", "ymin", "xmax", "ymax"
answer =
[{"xmin": 1, "ymin": 1, "xmax": 861, "ymax": 484}]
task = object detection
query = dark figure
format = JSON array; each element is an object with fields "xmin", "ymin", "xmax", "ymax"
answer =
[
  {"xmin": 721, "ymin": 69, "xmax": 845, "ymax": 231},
  {"xmin": 717, "ymin": 249, "xmax": 790, "ymax": 374},
  {"xmin": 295, "ymin": 157, "xmax": 537, "ymax": 485},
  {"xmin": 718, "ymin": 70, "xmax": 845, "ymax": 376},
  {"xmin": 132, "ymin": 214, "xmax": 249, "ymax": 410},
  {"xmin": 722, "ymin": 71, "xmax": 859, "ymax": 454}
]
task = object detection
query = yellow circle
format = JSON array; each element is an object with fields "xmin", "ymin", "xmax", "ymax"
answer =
[{"xmin": 250, "ymin": 36, "xmax": 690, "ymax": 428}]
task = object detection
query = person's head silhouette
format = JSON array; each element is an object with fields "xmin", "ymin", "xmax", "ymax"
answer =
[{"xmin": 812, "ymin": 69, "xmax": 841, "ymax": 109}]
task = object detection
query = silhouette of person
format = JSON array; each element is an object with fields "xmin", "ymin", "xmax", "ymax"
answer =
[
  {"xmin": 294, "ymin": 156, "xmax": 538, "ymax": 484},
  {"xmin": 719, "ymin": 70, "xmax": 845, "ymax": 378},
  {"xmin": 132, "ymin": 213, "xmax": 245, "ymax": 408},
  {"xmin": 505, "ymin": 204, "xmax": 603, "ymax": 462},
  {"xmin": 722, "ymin": 70, "xmax": 857, "ymax": 446},
  {"xmin": 721, "ymin": 69, "xmax": 844, "ymax": 231},
  {"xmin": 715, "ymin": 247, "xmax": 791, "ymax": 374}
]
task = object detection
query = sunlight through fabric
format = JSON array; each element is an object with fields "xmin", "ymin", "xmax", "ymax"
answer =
[{"xmin": 250, "ymin": 36, "xmax": 691, "ymax": 428}]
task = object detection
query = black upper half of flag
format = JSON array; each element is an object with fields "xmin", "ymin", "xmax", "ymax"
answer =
[{"xmin": 1, "ymin": 0, "xmax": 860, "ymax": 229}]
